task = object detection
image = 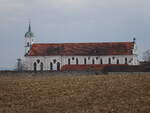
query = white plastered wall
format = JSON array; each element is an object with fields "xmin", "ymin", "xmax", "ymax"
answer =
[{"xmin": 24, "ymin": 55, "xmax": 139, "ymax": 71}]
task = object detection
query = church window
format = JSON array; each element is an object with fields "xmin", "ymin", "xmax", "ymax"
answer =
[
  {"xmin": 50, "ymin": 62, "xmax": 53, "ymax": 70},
  {"xmin": 57, "ymin": 62, "xmax": 60, "ymax": 71},
  {"xmin": 112, "ymin": 57, "xmax": 115, "ymax": 60},
  {"xmin": 37, "ymin": 59, "xmax": 40, "ymax": 64},
  {"xmin": 92, "ymin": 59, "xmax": 95, "ymax": 64},
  {"xmin": 68, "ymin": 58, "xmax": 71, "ymax": 65},
  {"xmin": 84, "ymin": 58, "xmax": 87, "ymax": 64},
  {"xmin": 76, "ymin": 58, "xmax": 79, "ymax": 64},
  {"xmin": 33, "ymin": 62, "xmax": 37, "ymax": 72},
  {"xmin": 53, "ymin": 59, "xmax": 56, "ymax": 63},
  {"xmin": 40, "ymin": 62, "xmax": 43, "ymax": 71},
  {"xmin": 27, "ymin": 42, "xmax": 30, "ymax": 47},
  {"xmin": 108, "ymin": 58, "xmax": 111, "ymax": 64},
  {"xmin": 117, "ymin": 59, "xmax": 119, "ymax": 64},
  {"xmin": 100, "ymin": 59, "xmax": 103, "ymax": 64},
  {"xmin": 129, "ymin": 58, "xmax": 133, "ymax": 63},
  {"xmin": 96, "ymin": 57, "xmax": 99, "ymax": 60},
  {"xmin": 125, "ymin": 58, "xmax": 128, "ymax": 64}
]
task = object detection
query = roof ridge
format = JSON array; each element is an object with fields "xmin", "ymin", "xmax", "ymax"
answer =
[{"xmin": 32, "ymin": 41, "xmax": 133, "ymax": 45}]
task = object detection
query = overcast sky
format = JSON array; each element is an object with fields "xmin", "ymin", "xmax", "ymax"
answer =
[{"xmin": 0, "ymin": 0, "xmax": 150, "ymax": 69}]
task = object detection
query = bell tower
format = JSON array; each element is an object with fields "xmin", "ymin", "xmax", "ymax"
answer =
[{"xmin": 25, "ymin": 22, "xmax": 34, "ymax": 55}]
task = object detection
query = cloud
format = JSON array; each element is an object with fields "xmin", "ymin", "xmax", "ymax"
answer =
[
  {"xmin": 36, "ymin": 0, "xmax": 84, "ymax": 8},
  {"xmin": 0, "ymin": 0, "xmax": 25, "ymax": 13}
]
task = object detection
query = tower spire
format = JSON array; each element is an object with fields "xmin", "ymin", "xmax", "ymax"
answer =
[
  {"xmin": 25, "ymin": 20, "xmax": 34, "ymax": 55},
  {"xmin": 28, "ymin": 20, "xmax": 31, "ymax": 32}
]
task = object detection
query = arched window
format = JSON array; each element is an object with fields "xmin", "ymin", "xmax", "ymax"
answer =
[
  {"xmin": 125, "ymin": 58, "xmax": 128, "ymax": 64},
  {"xmin": 53, "ymin": 59, "xmax": 56, "ymax": 64},
  {"xmin": 72, "ymin": 57, "xmax": 74, "ymax": 60},
  {"xmin": 108, "ymin": 58, "xmax": 111, "ymax": 64},
  {"xmin": 76, "ymin": 58, "xmax": 79, "ymax": 64},
  {"xmin": 33, "ymin": 62, "xmax": 37, "ymax": 72},
  {"xmin": 68, "ymin": 58, "xmax": 71, "ymax": 65},
  {"xmin": 84, "ymin": 58, "xmax": 87, "ymax": 64},
  {"xmin": 117, "ymin": 59, "xmax": 119, "ymax": 64},
  {"xmin": 37, "ymin": 59, "xmax": 40, "ymax": 64},
  {"xmin": 100, "ymin": 59, "xmax": 103, "ymax": 64},
  {"xmin": 27, "ymin": 42, "xmax": 30, "ymax": 47},
  {"xmin": 96, "ymin": 57, "xmax": 99, "ymax": 60},
  {"xmin": 92, "ymin": 59, "xmax": 95, "ymax": 64},
  {"xmin": 50, "ymin": 62, "xmax": 53, "ymax": 70},
  {"xmin": 57, "ymin": 62, "xmax": 60, "ymax": 71},
  {"xmin": 40, "ymin": 62, "xmax": 43, "ymax": 71}
]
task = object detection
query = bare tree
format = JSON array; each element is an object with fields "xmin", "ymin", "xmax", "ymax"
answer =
[{"xmin": 143, "ymin": 49, "xmax": 150, "ymax": 62}]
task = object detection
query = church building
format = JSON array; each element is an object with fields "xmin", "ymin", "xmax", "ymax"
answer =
[{"xmin": 23, "ymin": 24, "xmax": 139, "ymax": 71}]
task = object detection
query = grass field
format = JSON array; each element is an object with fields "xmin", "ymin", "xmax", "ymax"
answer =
[{"xmin": 0, "ymin": 74, "xmax": 150, "ymax": 113}]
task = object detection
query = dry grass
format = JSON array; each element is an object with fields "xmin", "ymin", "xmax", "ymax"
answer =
[{"xmin": 0, "ymin": 74, "xmax": 150, "ymax": 113}]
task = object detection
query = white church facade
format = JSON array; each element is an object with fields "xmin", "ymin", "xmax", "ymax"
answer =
[{"xmin": 23, "ymin": 24, "xmax": 139, "ymax": 71}]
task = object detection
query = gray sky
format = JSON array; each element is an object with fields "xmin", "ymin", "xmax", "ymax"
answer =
[{"xmin": 0, "ymin": 0, "xmax": 150, "ymax": 69}]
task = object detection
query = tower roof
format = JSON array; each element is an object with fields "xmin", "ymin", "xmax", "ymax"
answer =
[{"xmin": 25, "ymin": 23, "xmax": 34, "ymax": 37}]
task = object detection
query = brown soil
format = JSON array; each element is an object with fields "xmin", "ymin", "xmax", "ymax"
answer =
[{"xmin": 0, "ymin": 74, "xmax": 150, "ymax": 113}]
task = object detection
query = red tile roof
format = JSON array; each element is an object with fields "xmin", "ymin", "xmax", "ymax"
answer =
[{"xmin": 27, "ymin": 42, "xmax": 134, "ymax": 56}]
